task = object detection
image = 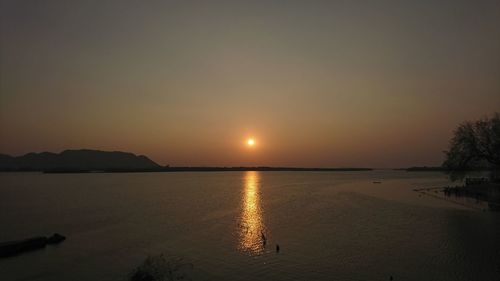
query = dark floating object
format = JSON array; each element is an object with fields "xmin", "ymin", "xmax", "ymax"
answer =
[
  {"xmin": 0, "ymin": 233, "xmax": 66, "ymax": 258},
  {"xmin": 47, "ymin": 233, "xmax": 66, "ymax": 244},
  {"xmin": 373, "ymin": 181, "xmax": 382, "ymax": 184},
  {"xmin": 276, "ymin": 244, "xmax": 280, "ymax": 253}
]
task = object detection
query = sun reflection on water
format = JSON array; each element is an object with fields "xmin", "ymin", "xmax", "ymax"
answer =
[{"xmin": 238, "ymin": 171, "xmax": 266, "ymax": 254}]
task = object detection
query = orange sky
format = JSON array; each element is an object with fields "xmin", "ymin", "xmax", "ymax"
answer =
[{"xmin": 1, "ymin": 0, "xmax": 499, "ymax": 168}]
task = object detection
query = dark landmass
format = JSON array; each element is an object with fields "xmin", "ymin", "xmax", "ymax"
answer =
[
  {"xmin": 43, "ymin": 166, "xmax": 372, "ymax": 173},
  {"xmin": 159, "ymin": 167, "xmax": 372, "ymax": 172},
  {"xmin": 414, "ymin": 179, "xmax": 500, "ymax": 211},
  {"xmin": 0, "ymin": 149, "xmax": 372, "ymax": 173},
  {"xmin": 0, "ymin": 233, "xmax": 65, "ymax": 258},
  {"xmin": 0, "ymin": 149, "xmax": 160, "ymax": 172}
]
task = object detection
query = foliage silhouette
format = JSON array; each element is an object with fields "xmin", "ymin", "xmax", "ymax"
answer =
[
  {"xmin": 129, "ymin": 255, "xmax": 194, "ymax": 281},
  {"xmin": 443, "ymin": 113, "xmax": 500, "ymax": 181}
]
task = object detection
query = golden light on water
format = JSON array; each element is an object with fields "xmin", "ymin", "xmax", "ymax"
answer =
[{"xmin": 238, "ymin": 171, "xmax": 265, "ymax": 254}]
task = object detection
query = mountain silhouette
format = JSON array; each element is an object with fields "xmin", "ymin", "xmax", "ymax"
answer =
[{"xmin": 0, "ymin": 149, "xmax": 160, "ymax": 172}]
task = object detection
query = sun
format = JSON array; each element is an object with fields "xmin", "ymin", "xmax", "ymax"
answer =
[{"xmin": 247, "ymin": 138, "xmax": 255, "ymax": 147}]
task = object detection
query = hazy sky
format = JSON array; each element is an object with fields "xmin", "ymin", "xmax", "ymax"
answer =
[{"xmin": 1, "ymin": 0, "xmax": 499, "ymax": 168}]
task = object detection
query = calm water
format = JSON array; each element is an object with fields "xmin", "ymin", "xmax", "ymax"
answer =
[{"xmin": 1, "ymin": 171, "xmax": 499, "ymax": 281}]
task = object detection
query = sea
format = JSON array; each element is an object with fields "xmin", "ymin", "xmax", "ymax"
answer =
[{"xmin": 1, "ymin": 170, "xmax": 499, "ymax": 281}]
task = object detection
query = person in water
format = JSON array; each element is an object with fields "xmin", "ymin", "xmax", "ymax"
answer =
[{"xmin": 276, "ymin": 244, "xmax": 280, "ymax": 253}]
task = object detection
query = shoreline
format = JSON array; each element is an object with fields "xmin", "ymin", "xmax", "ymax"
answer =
[
  {"xmin": 414, "ymin": 184, "xmax": 500, "ymax": 211},
  {"xmin": 40, "ymin": 167, "xmax": 373, "ymax": 173}
]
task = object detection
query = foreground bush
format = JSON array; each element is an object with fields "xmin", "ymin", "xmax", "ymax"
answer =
[{"xmin": 130, "ymin": 255, "xmax": 193, "ymax": 281}]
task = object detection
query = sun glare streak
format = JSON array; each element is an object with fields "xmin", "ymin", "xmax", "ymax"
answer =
[{"xmin": 238, "ymin": 171, "xmax": 265, "ymax": 254}]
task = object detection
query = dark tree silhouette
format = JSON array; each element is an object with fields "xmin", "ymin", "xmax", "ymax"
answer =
[{"xmin": 443, "ymin": 113, "xmax": 500, "ymax": 177}]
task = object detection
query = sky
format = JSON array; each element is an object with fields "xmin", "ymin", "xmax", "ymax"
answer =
[{"xmin": 1, "ymin": 0, "xmax": 499, "ymax": 168}]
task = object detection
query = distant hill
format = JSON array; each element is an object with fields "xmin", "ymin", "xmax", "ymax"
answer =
[
  {"xmin": 0, "ymin": 149, "xmax": 161, "ymax": 172},
  {"xmin": 0, "ymin": 149, "xmax": 373, "ymax": 173}
]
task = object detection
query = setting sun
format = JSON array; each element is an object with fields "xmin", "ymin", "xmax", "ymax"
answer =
[
  {"xmin": 247, "ymin": 138, "xmax": 255, "ymax": 147},
  {"xmin": 2, "ymin": 1, "xmax": 500, "ymax": 280}
]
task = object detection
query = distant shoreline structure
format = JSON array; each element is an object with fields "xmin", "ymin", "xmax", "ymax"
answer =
[
  {"xmin": 396, "ymin": 166, "xmax": 449, "ymax": 172},
  {"xmin": 40, "ymin": 167, "xmax": 374, "ymax": 174},
  {"xmin": 396, "ymin": 166, "xmax": 494, "ymax": 172}
]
